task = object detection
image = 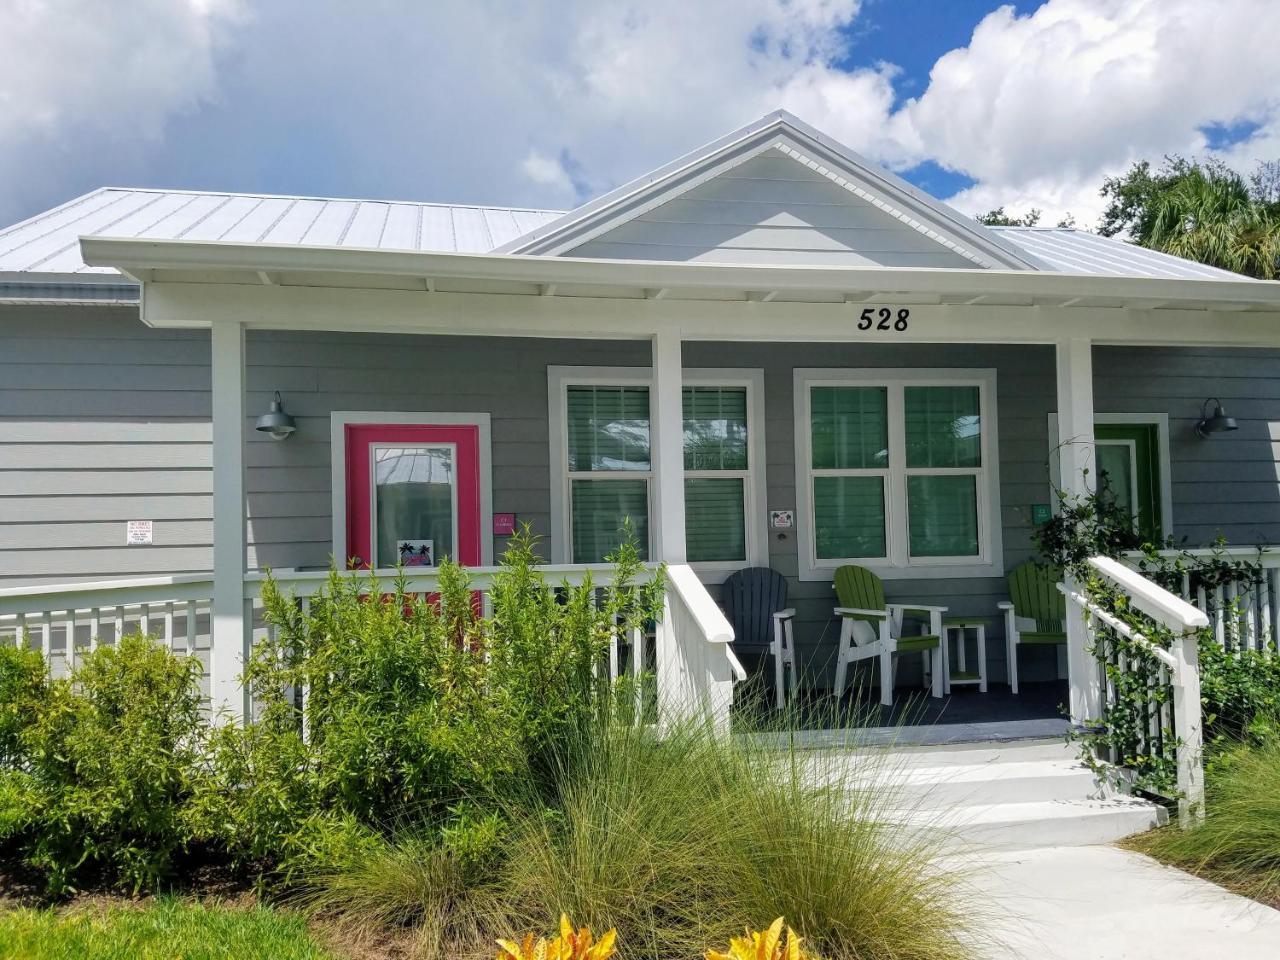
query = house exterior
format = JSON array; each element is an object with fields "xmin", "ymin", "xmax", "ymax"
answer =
[{"xmin": 3, "ymin": 111, "xmax": 1280, "ymax": 730}]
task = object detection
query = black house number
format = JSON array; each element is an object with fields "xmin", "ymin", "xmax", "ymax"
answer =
[{"xmin": 857, "ymin": 307, "xmax": 910, "ymax": 331}]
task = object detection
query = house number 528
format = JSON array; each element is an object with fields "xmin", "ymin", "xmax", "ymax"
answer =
[{"xmin": 857, "ymin": 307, "xmax": 910, "ymax": 331}]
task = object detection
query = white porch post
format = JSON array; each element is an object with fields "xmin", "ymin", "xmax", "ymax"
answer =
[
  {"xmin": 651, "ymin": 330, "xmax": 687, "ymax": 563},
  {"xmin": 210, "ymin": 321, "xmax": 248, "ymax": 723},
  {"xmin": 1055, "ymin": 336, "xmax": 1103, "ymax": 724}
]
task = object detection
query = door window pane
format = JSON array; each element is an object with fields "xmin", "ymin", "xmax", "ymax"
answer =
[
  {"xmin": 814, "ymin": 475, "xmax": 886, "ymax": 559},
  {"xmin": 374, "ymin": 446, "xmax": 454, "ymax": 567},
  {"xmin": 566, "ymin": 386, "xmax": 651, "ymax": 471},
  {"xmin": 683, "ymin": 386, "xmax": 748, "ymax": 470},
  {"xmin": 1096, "ymin": 442, "xmax": 1136, "ymax": 524},
  {"xmin": 905, "ymin": 386, "xmax": 981, "ymax": 468},
  {"xmin": 811, "ymin": 387, "xmax": 888, "ymax": 469},
  {"xmin": 685, "ymin": 478, "xmax": 746, "ymax": 563},
  {"xmin": 571, "ymin": 479, "xmax": 649, "ymax": 563},
  {"xmin": 907, "ymin": 475, "xmax": 978, "ymax": 557}
]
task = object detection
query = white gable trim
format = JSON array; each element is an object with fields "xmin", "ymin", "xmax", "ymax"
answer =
[{"xmin": 499, "ymin": 111, "xmax": 1045, "ymax": 271}]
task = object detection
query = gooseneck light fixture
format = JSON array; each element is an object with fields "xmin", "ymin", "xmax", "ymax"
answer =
[
  {"xmin": 255, "ymin": 391, "xmax": 297, "ymax": 440},
  {"xmin": 1195, "ymin": 398, "xmax": 1238, "ymax": 439}
]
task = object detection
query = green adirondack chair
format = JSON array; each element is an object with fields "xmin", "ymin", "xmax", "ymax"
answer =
[
  {"xmin": 997, "ymin": 561, "xmax": 1066, "ymax": 694},
  {"xmin": 831, "ymin": 564, "xmax": 947, "ymax": 706}
]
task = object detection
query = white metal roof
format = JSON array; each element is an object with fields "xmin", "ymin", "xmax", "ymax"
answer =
[
  {"xmin": 0, "ymin": 190, "xmax": 1262, "ymax": 285},
  {"xmin": 990, "ymin": 227, "xmax": 1244, "ymax": 281},
  {"xmin": 0, "ymin": 187, "xmax": 563, "ymax": 275}
]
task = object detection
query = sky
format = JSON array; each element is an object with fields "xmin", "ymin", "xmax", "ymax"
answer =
[{"xmin": 2, "ymin": 0, "xmax": 1279, "ymax": 233}]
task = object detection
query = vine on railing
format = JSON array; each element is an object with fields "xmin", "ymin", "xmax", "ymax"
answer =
[{"xmin": 1035, "ymin": 484, "xmax": 1268, "ymax": 796}]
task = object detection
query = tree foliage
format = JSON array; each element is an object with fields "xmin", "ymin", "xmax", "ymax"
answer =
[{"xmin": 1099, "ymin": 156, "xmax": 1280, "ymax": 278}]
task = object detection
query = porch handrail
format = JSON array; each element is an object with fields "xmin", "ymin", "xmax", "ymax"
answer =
[
  {"xmin": 0, "ymin": 573, "xmax": 216, "ymax": 618},
  {"xmin": 1066, "ymin": 555, "xmax": 1208, "ymax": 823},
  {"xmin": 244, "ymin": 562, "xmax": 657, "ymax": 597}
]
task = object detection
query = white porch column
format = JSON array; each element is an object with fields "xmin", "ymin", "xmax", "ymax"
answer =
[
  {"xmin": 210, "ymin": 321, "xmax": 248, "ymax": 723},
  {"xmin": 651, "ymin": 330, "xmax": 687, "ymax": 563},
  {"xmin": 1055, "ymin": 337, "xmax": 1103, "ymax": 724}
]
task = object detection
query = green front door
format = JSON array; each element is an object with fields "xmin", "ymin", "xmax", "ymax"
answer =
[{"xmin": 1095, "ymin": 423, "xmax": 1163, "ymax": 544}]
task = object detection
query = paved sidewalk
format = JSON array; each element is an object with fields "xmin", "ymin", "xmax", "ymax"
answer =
[{"xmin": 967, "ymin": 845, "xmax": 1280, "ymax": 958}]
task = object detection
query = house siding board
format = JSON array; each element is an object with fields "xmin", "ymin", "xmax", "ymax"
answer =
[
  {"xmin": 566, "ymin": 152, "xmax": 975, "ymax": 268},
  {"xmin": 0, "ymin": 305, "xmax": 212, "ymax": 584}
]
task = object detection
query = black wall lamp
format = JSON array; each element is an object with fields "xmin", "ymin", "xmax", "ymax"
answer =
[
  {"xmin": 1195, "ymin": 398, "xmax": 1238, "ymax": 438},
  {"xmin": 255, "ymin": 391, "xmax": 297, "ymax": 440}
]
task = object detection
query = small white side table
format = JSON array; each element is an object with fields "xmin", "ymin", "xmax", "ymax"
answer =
[{"xmin": 942, "ymin": 617, "xmax": 988, "ymax": 694}]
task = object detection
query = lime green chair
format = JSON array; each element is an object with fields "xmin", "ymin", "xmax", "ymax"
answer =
[
  {"xmin": 997, "ymin": 561, "xmax": 1066, "ymax": 694},
  {"xmin": 831, "ymin": 565, "xmax": 947, "ymax": 706}
]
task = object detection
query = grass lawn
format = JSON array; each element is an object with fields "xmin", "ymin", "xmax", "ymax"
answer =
[{"xmin": 0, "ymin": 897, "xmax": 337, "ymax": 960}]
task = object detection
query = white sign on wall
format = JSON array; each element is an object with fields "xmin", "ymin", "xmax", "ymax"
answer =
[
  {"xmin": 125, "ymin": 520, "xmax": 154, "ymax": 545},
  {"xmin": 769, "ymin": 510, "xmax": 794, "ymax": 529}
]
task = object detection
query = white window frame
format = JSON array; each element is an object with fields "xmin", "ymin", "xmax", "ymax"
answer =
[
  {"xmin": 794, "ymin": 368, "xmax": 1003, "ymax": 581},
  {"xmin": 330, "ymin": 411, "xmax": 494, "ymax": 568},
  {"xmin": 1047, "ymin": 411, "xmax": 1173, "ymax": 539},
  {"xmin": 548, "ymin": 365, "xmax": 767, "ymax": 581}
]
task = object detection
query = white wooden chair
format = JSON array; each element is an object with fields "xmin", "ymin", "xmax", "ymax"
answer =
[{"xmin": 830, "ymin": 564, "xmax": 947, "ymax": 707}]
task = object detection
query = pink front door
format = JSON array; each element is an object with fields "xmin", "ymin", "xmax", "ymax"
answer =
[{"xmin": 344, "ymin": 423, "xmax": 482, "ymax": 569}]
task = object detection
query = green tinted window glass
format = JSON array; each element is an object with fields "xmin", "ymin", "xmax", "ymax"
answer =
[
  {"xmin": 813, "ymin": 475, "xmax": 886, "ymax": 559},
  {"xmin": 566, "ymin": 386, "xmax": 651, "ymax": 472},
  {"xmin": 685, "ymin": 478, "xmax": 746, "ymax": 563},
  {"xmin": 570, "ymin": 479, "xmax": 649, "ymax": 563},
  {"xmin": 683, "ymin": 386, "xmax": 748, "ymax": 471},
  {"xmin": 907, "ymin": 475, "xmax": 979, "ymax": 557},
  {"xmin": 1096, "ymin": 442, "xmax": 1136, "ymax": 524},
  {"xmin": 810, "ymin": 386, "xmax": 888, "ymax": 469},
  {"xmin": 905, "ymin": 386, "xmax": 981, "ymax": 468}
]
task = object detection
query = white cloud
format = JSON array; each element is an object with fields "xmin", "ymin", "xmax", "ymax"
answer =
[{"xmin": 2, "ymin": 0, "xmax": 1279, "ymax": 235}]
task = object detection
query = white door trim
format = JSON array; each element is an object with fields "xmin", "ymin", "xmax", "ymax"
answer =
[{"xmin": 330, "ymin": 411, "xmax": 494, "ymax": 567}]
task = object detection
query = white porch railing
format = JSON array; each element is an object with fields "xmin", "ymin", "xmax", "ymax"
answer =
[
  {"xmin": 1128, "ymin": 547, "xmax": 1280, "ymax": 655},
  {"xmin": 1063, "ymin": 555, "xmax": 1210, "ymax": 822},
  {"xmin": 0, "ymin": 563, "xmax": 741, "ymax": 730}
]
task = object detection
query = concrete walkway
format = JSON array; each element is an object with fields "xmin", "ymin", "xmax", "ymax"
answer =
[{"xmin": 968, "ymin": 844, "xmax": 1280, "ymax": 958}]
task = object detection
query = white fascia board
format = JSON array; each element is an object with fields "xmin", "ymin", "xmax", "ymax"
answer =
[{"xmin": 80, "ymin": 235, "xmax": 1280, "ymax": 312}]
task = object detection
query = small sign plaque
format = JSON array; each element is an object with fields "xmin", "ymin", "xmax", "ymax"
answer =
[
  {"xmin": 125, "ymin": 520, "xmax": 154, "ymax": 545},
  {"xmin": 769, "ymin": 510, "xmax": 795, "ymax": 530},
  {"xmin": 1031, "ymin": 503, "xmax": 1053, "ymax": 525},
  {"xmin": 397, "ymin": 539, "xmax": 434, "ymax": 567},
  {"xmin": 493, "ymin": 513, "xmax": 517, "ymax": 536}
]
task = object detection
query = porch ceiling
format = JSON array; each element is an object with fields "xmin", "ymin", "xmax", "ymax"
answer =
[{"xmin": 80, "ymin": 236, "xmax": 1280, "ymax": 318}]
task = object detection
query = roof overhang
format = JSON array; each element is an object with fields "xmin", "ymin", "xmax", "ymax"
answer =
[{"xmin": 80, "ymin": 235, "xmax": 1280, "ymax": 316}]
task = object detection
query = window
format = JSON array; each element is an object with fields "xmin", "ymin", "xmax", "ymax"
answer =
[
  {"xmin": 795, "ymin": 369, "xmax": 1001, "ymax": 580},
  {"xmin": 550, "ymin": 368, "xmax": 765, "ymax": 574}
]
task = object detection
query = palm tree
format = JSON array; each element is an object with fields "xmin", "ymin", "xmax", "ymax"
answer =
[{"xmin": 1146, "ymin": 166, "xmax": 1280, "ymax": 279}]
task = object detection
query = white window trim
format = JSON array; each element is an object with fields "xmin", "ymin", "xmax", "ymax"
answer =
[
  {"xmin": 1047, "ymin": 412, "xmax": 1173, "ymax": 539},
  {"xmin": 794, "ymin": 368, "xmax": 1003, "ymax": 581},
  {"xmin": 548, "ymin": 365, "xmax": 768, "ymax": 581},
  {"xmin": 330, "ymin": 411, "xmax": 494, "ymax": 567}
]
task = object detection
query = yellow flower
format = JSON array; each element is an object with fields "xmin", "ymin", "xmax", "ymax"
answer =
[
  {"xmin": 706, "ymin": 917, "xmax": 820, "ymax": 960},
  {"xmin": 497, "ymin": 914, "xmax": 618, "ymax": 960}
]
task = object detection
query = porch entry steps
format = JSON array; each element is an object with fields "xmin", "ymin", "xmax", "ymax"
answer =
[{"xmin": 837, "ymin": 738, "xmax": 1165, "ymax": 850}]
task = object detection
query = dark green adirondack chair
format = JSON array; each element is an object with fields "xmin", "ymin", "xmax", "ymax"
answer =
[
  {"xmin": 831, "ymin": 564, "xmax": 947, "ymax": 706},
  {"xmin": 720, "ymin": 567, "xmax": 797, "ymax": 709},
  {"xmin": 997, "ymin": 561, "xmax": 1066, "ymax": 694}
]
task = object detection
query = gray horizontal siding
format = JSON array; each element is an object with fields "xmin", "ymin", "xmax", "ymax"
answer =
[
  {"xmin": 0, "ymin": 305, "xmax": 212, "ymax": 585},
  {"xmin": 567, "ymin": 150, "xmax": 974, "ymax": 268}
]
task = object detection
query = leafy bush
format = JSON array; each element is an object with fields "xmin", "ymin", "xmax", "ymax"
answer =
[
  {"xmin": 0, "ymin": 643, "xmax": 46, "ymax": 767},
  {"xmin": 191, "ymin": 529, "xmax": 662, "ymax": 880},
  {"xmin": 0, "ymin": 635, "xmax": 205, "ymax": 895},
  {"xmin": 497, "ymin": 915, "xmax": 618, "ymax": 960}
]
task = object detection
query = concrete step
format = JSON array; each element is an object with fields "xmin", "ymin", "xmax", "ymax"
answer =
[
  {"xmin": 885, "ymin": 758, "xmax": 1103, "ymax": 808},
  {"xmin": 894, "ymin": 796, "xmax": 1167, "ymax": 849},
  {"xmin": 880, "ymin": 737, "xmax": 1078, "ymax": 768}
]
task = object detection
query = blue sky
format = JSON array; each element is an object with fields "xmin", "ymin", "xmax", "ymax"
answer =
[{"xmin": 1, "ymin": 1, "xmax": 1277, "ymax": 232}]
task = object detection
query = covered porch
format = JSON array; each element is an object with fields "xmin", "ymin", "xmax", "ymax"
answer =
[{"xmin": 5, "ymin": 236, "xmax": 1280, "ymax": 737}]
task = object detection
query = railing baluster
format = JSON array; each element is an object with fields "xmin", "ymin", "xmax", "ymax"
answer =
[
  {"xmin": 1213, "ymin": 585, "xmax": 1225, "ymax": 649},
  {"xmin": 114, "ymin": 604, "xmax": 125, "ymax": 643},
  {"xmin": 65, "ymin": 609, "xmax": 77, "ymax": 672},
  {"xmin": 140, "ymin": 604, "xmax": 151, "ymax": 638},
  {"xmin": 163, "ymin": 602, "xmax": 175, "ymax": 651},
  {"xmin": 89, "ymin": 607, "xmax": 101, "ymax": 652},
  {"xmin": 631, "ymin": 624, "xmax": 645, "ymax": 726},
  {"xmin": 40, "ymin": 612, "xmax": 51, "ymax": 660},
  {"xmin": 186, "ymin": 600, "xmax": 198, "ymax": 654}
]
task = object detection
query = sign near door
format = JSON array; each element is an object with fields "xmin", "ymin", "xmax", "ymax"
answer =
[{"xmin": 397, "ymin": 539, "xmax": 435, "ymax": 567}]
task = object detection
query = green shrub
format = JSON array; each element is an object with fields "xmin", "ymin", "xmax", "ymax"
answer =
[
  {"xmin": 1142, "ymin": 716, "xmax": 1280, "ymax": 902},
  {"xmin": 0, "ymin": 634, "xmax": 205, "ymax": 895},
  {"xmin": 1199, "ymin": 640, "xmax": 1280, "ymax": 741},
  {"xmin": 0, "ymin": 642, "xmax": 47, "ymax": 767},
  {"xmin": 192, "ymin": 529, "xmax": 662, "ymax": 881}
]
